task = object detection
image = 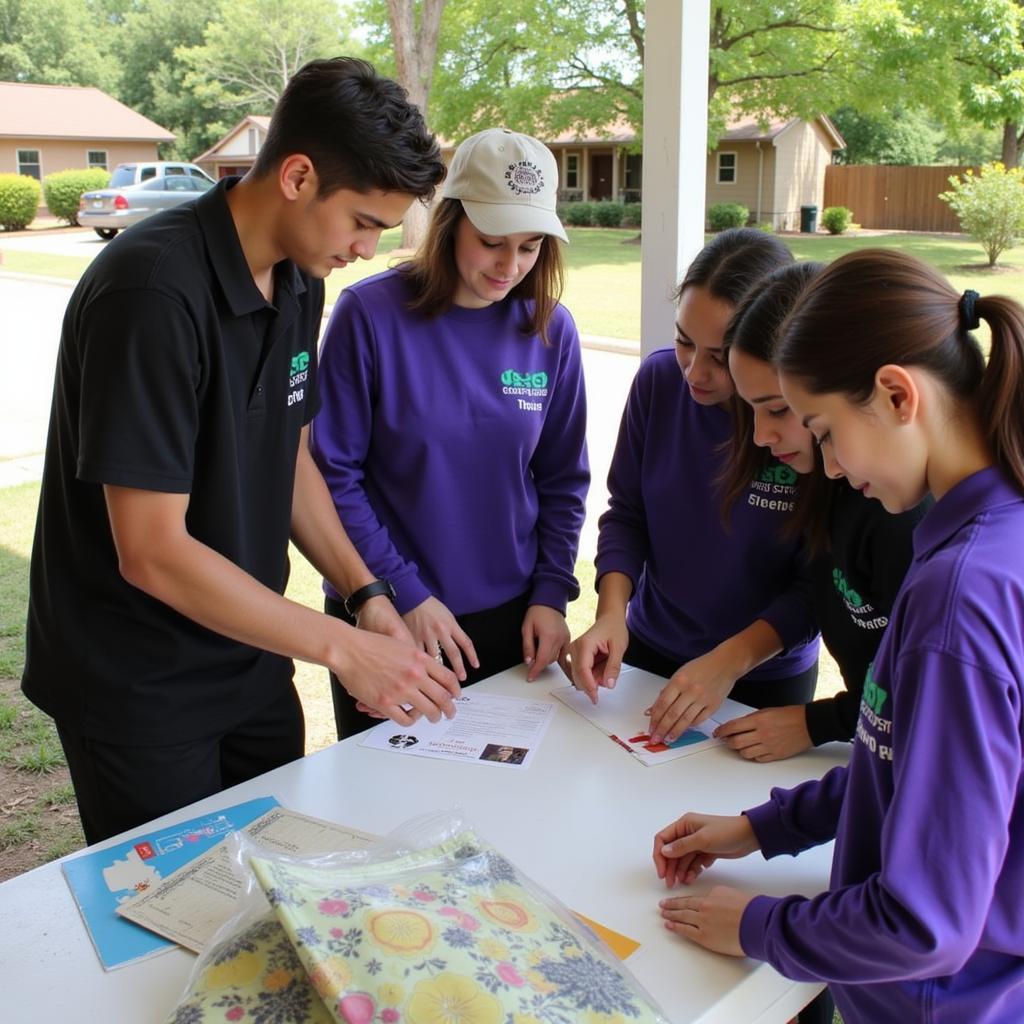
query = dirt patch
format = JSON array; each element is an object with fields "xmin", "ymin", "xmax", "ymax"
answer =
[{"xmin": 951, "ymin": 262, "xmax": 1020, "ymax": 273}]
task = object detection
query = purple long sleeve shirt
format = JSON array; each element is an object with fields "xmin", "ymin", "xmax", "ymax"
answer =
[
  {"xmin": 742, "ymin": 467, "xmax": 1024, "ymax": 1022},
  {"xmin": 310, "ymin": 268, "xmax": 589, "ymax": 617},
  {"xmin": 595, "ymin": 349, "xmax": 818, "ymax": 680}
]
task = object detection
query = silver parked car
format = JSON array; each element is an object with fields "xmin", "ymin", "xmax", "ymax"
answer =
[{"xmin": 78, "ymin": 174, "xmax": 215, "ymax": 240}]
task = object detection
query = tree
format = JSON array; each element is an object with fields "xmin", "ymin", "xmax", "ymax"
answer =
[
  {"xmin": 941, "ymin": 162, "xmax": 1024, "ymax": 265},
  {"xmin": 831, "ymin": 107, "xmax": 943, "ymax": 164},
  {"xmin": 112, "ymin": 0, "xmax": 218, "ymax": 159},
  {"xmin": 385, "ymin": 0, "xmax": 447, "ymax": 248},
  {"xmin": 0, "ymin": 0, "xmax": 114, "ymax": 89},
  {"xmin": 176, "ymin": 0, "xmax": 354, "ymax": 127}
]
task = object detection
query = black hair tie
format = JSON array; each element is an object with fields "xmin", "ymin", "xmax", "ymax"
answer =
[{"xmin": 959, "ymin": 289, "xmax": 981, "ymax": 331}]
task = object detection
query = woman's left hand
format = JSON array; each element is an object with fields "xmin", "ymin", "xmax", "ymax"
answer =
[
  {"xmin": 522, "ymin": 605, "xmax": 571, "ymax": 681},
  {"xmin": 659, "ymin": 885, "xmax": 753, "ymax": 956},
  {"xmin": 714, "ymin": 705, "xmax": 812, "ymax": 762}
]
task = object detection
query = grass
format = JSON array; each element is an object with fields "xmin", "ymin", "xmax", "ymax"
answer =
[{"xmin": 0, "ymin": 250, "xmax": 93, "ymax": 280}]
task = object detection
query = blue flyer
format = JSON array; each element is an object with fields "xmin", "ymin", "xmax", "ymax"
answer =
[{"xmin": 61, "ymin": 795, "xmax": 279, "ymax": 970}]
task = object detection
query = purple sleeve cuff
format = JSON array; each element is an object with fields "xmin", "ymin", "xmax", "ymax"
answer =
[
  {"xmin": 593, "ymin": 551, "xmax": 643, "ymax": 594},
  {"xmin": 742, "ymin": 801, "xmax": 795, "ymax": 860},
  {"xmin": 759, "ymin": 600, "xmax": 817, "ymax": 652},
  {"xmin": 392, "ymin": 572, "xmax": 431, "ymax": 616},
  {"xmin": 528, "ymin": 580, "xmax": 571, "ymax": 616},
  {"xmin": 739, "ymin": 894, "xmax": 780, "ymax": 960}
]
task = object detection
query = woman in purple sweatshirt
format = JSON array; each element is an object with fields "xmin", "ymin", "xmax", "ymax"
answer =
[
  {"xmin": 571, "ymin": 229, "xmax": 819, "ymax": 745},
  {"xmin": 655, "ymin": 249, "xmax": 1024, "ymax": 1023},
  {"xmin": 311, "ymin": 128, "xmax": 589, "ymax": 738}
]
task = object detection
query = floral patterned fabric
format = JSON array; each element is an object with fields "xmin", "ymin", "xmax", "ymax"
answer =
[
  {"xmin": 249, "ymin": 833, "xmax": 665, "ymax": 1024},
  {"xmin": 165, "ymin": 911, "xmax": 334, "ymax": 1024}
]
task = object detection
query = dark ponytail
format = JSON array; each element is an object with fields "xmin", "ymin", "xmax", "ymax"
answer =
[
  {"xmin": 718, "ymin": 263, "xmax": 826, "ymax": 546},
  {"xmin": 776, "ymin": 249, "xmax": 1024, "ymax": 494}
]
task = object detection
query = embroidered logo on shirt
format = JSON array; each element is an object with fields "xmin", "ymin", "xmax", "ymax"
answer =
[
  {"xmin": 288, "ymin": 350, "xmax": 309, "ymax": 407},
  {"xmin": 505, "ymin": 161, "xmax": 544, "ymax": 196},
  {"xmin": 856, "ymin": 662, "xmax": 893, "ymax": 762},
  {"xmin": 745, "ymin": 460, "xmax": 797, "ymax": 513},
  {"xmin": 500, "ymin": 369, "xmax": 549, "ymax": 412},
  {"xmin": 832, "ymin": 567, "xmax": 888, "ymax": 630}
]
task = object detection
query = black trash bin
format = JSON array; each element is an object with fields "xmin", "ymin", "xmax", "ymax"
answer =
[{"xmin": 800, "ymin": 204, "xmax": 818, "ymax": 233}]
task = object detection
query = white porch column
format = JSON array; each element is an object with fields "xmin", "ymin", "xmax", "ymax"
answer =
[
  {"xmin": 640, "ymin": 0, "xmax": 710, "ymax": 358},
  {"xmin": 611, "ymin": 146, "xmax": 620, "ymax": 201}
]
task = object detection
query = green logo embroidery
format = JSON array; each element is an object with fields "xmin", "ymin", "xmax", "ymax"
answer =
[
  {"xmin": 758, "ymin": 462, "xmax": 798, "ymax": 486},
  {"xmin": 290, "ymin": 352, "xmax": 310, "ymax": 375},
  {"xmin": 832, "ymin": 567, "xmax": 864, "ymax": 609},
  {"xmin": 500, "ymin": 369, "xmax": 548, "ymax": 389},
  {"xmin": 862, "ymin": 663, "xmax": 888, "ymax": 714}
]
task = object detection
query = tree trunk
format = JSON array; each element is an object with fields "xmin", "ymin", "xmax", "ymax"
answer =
[
  {"xmin": 1002, "ymin": 120, "xmax": 1019, "ymax": 168},
  {"xmin": 386, "ymin": 0, "xmax": 447, "ymax": 251}
]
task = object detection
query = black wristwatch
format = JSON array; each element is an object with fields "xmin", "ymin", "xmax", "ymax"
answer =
[{"xmin": 344, "ymin": 578, "xmax": 397, "ymax": 617}]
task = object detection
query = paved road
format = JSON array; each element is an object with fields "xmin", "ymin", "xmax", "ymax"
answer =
[{"xmin": 0, "ymin": 269, "xmax": 637, "ymax": 556}]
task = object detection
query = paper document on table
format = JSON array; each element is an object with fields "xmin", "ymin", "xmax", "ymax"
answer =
[
  {"xmin": 116, "ymin": 807, "xmax": 378, "ymax": 953},
  {"xmin": 61, "ymin": 795, "xmax": 279, "ymax": 970},
  {"xmin": 359, "ymin": 691, "xmax": 555, "ymax": 769},
  {"xmin": 552, "ymin": 665, "xmax": 754, "ymax": 766}
]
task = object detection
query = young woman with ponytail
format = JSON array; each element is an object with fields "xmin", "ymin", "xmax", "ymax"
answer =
[
  {"xmin": 651, "ymin": 249, "xmax": 1024, "ymax": 1023},
  {"xmin": 715, "ymin": 262, "xmax": 928, "ymax": 763}
]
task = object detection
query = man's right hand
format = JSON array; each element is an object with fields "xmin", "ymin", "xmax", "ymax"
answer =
[{"xmin": 334, "ymin": 627, "xmax": 460, "ymax": 727}]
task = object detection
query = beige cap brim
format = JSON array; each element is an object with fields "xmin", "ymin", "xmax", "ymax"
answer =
[{"xmin": 460, "ymin": 199, "xmax": 569, "ymax": 245}]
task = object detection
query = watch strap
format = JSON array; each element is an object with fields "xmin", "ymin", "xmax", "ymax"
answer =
[{"xmin": 343, "ymin": 578, "xmax": 396, "ymax": 617}]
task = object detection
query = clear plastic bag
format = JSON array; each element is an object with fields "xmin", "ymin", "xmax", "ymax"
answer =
[{"xmin": 166, "ymin": 809, "xmax": 668, "ymax": 1024}]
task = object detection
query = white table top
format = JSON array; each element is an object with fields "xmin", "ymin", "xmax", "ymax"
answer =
[{"xmin": 0, "ymin": 666, "xmax": 848, "ymax": 1023}]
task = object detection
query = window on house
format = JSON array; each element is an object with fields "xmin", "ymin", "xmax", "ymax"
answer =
[
  {"xmin": 247, "ymin": 127, "xmax": 259, "ymax": 155},
  {"xmin": 565, "ymin": 153, "xmax": 579, "ymax": 189},
  {"xmin": 17, "ymin": 149, "xmax": 41, "ymax": 180},
  {"xmin": 624, "ymin": 154, "xmax": 642, "ymax": 190},
  {"xmin": 717, "ymin": 152, "xmax": 737, "ymax": 184},
  {"xmin": 87, "ymin": 150, "xmax": 108, "ymax": 170}
]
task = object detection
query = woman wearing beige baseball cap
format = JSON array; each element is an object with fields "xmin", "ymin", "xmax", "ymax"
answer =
[{"xmin": 311, "ymin": 128, "xmax": 590, "ymax": 739}]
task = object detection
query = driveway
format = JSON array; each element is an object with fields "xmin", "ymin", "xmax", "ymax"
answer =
[{"xmin": 0, "ymin": 270, "xmax": 637, "ymax": 556}]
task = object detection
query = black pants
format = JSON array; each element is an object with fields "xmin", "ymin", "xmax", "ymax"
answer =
[
  {"xmin": 56, "ymin": 684, "xmax": 305, "ymax": 845},
  {"xmin": 326, "ymin": 592, "xmax": 531, "ymax": 739},
  {"xmin": 624, "ymin": 629, "xmax": 819, "ymax": 708}
]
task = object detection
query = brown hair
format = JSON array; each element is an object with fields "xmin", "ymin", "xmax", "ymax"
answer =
[
  {"xmin": 675, "ymin": 227, "xmax": 792, "ymax": 305},
  {"xmin": 719, "ymin": 262, "xmax": 832, "ymax": 551},
  {"xmin": 776, "ymin": 248, "xmax": 1024, "ymax": 494},
  {"xmin": 401, "ymin": 198, "xmax": 565, "ymax": 345}
]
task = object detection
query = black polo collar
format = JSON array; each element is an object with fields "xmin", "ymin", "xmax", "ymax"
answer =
[{"xmin": 195, "ymin": 176, "xmax": 307, "ymax": 317}]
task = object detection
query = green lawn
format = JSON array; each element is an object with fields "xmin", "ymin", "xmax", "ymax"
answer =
[{"xmin": 7, "ymin": 224, "xmax": 1024, "ymax": 343}]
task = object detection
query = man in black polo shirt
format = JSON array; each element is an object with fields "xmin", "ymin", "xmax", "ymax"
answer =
[{"xmin": 23, "ymin": 58, "xmax": 460, "ymax": 844}]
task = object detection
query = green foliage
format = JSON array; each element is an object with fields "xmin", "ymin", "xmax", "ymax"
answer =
[
  {"xmin": 15, "ymin": 739, "xmax": 65, "ymax": 774},
  {"xmin": 831, "ymin": 106, "xmax": 944, "ymax": 165},
  {"xmin": 564, "ymin": 202, "xmax": 595, "ymax": 227},
  {"xmin": 821, "ymin": 206, "xmax": 853, "ymax": 235},
  {"xmin": 593, "ymin": 201, "xmax": 624, "ymax": 228},
  {"xmin": 707, "ymin": 201, "xmax": 750, "ymax": 231},
  {"xmin": 42, "ymin": 168, "xmax": 110, "ymax": 225},
  {"xmin": 0, "ymin": 174, "xmax": 41, "ymax": 231},
  {"xmin": 621, "ymin": 203, "xmax": 642, "ymax": 229},
  {"xmin": 941, "ymin": 162, "xmax": 1024, "ymax": 265}
]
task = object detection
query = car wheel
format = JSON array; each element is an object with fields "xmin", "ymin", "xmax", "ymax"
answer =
[{"xmin": 94, "ymin": 228, "xmax": 118, "ymax": 240}]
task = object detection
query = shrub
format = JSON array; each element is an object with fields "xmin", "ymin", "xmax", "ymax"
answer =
[
  {"xmin": 707, "ymin": 201, "xmax": 749, "ymax": 231},
  {"xmin": 564, "ymin": 201, "xmax": 594, "ymax": 227},
  {"xmin": 43, "ymin": 168, "xmax": 111, "ymax": 225},
  {"xmin": 593, "ymin": 201, "xmax": 625, "ymax": 228},
  {"xmin": 621, "ymin": 203, "xmax": 642, "ymax": 229},
  {"xmin": 0, "ymin": 174, "xmax": 41, "ymax": 231},
  {"xmin": 821, "ymin": 206, "xmax": 853, "ymax": 235},
  {"xmin": 940, "ymin": 162, "xmax": 1024, "ymax": 266}
]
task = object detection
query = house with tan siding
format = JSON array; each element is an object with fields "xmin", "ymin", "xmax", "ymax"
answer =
[
  {"xmin": 0, "ymin": 82, "xmax": 174, "ymax": 193},
  {"xmin": 544, "ymin": 113, "xmax": 844, "ymax": 231},
  {"xmin": 192, "ymin": 116, "xmax": 270, "ymax": 178}
]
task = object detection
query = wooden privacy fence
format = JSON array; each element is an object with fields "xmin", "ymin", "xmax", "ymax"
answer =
[{"xmin": 823, "ymin": 165, "xmax": 975, "ymax": 232}]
